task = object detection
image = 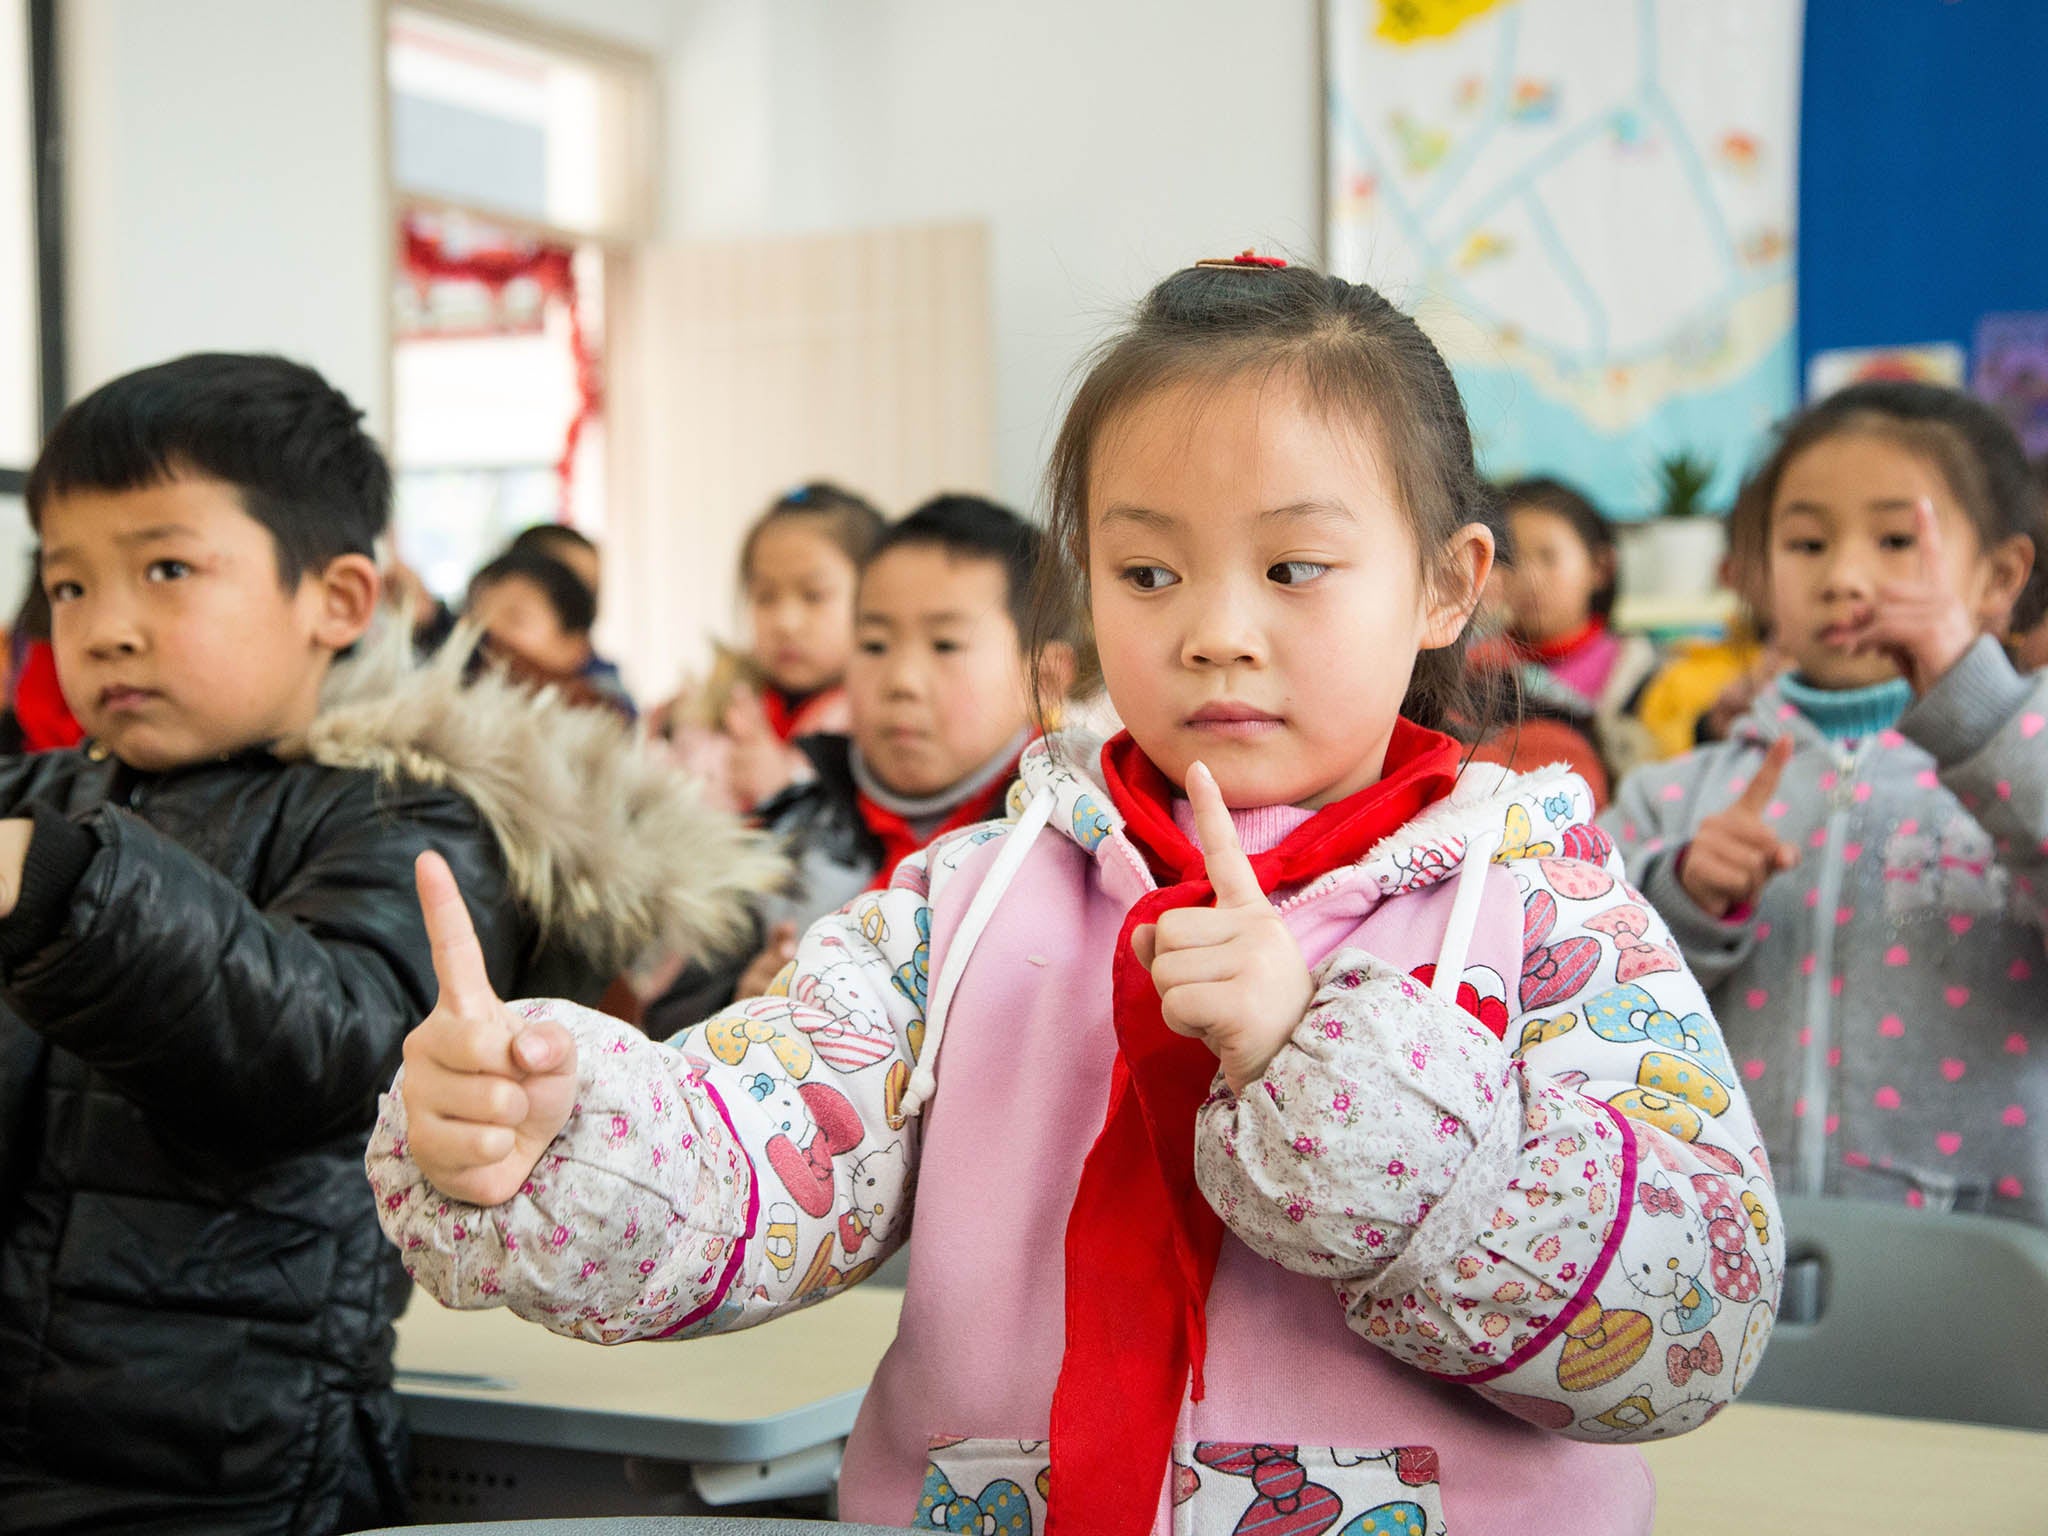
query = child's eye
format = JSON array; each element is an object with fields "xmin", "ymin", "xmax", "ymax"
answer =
[
  {"xmin": 932, "ymin": 639, "xmax": 962, "ymax": 655},
  {"xmin": 1783, "ymin": 538, "xmax": 1824, "ymax": 556},
  {"xmin": 145, "ymin": 559, "xmax": 193, "ymax": 583},
  {"xmin": 46, "ymin": 581, "xmax": 82, "ymax": 604},
  {"xmin": 1268, "ymin": 561, "xmax": 1330, "ymax": 586},
  {"xmin": 858, "ymin": 639, "xmax": 888, "ymax": 656},
  {"xmin": 1121, "ymin": 565, "xmax": 1178, "ymax": 592},
  {"xmin": 1880, "ymin": 533, "xmax": 1918, "ymax": 552}
]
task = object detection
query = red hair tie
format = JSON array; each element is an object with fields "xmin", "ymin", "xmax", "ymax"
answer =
[{"xmin": 1193, "ymin": 249, "xmax": 1287, "ymax": 270}]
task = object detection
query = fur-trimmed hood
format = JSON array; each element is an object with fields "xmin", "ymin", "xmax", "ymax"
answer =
[{"xmin": 279, "ymin": 622, "xmax": 787, "ymax": 977}]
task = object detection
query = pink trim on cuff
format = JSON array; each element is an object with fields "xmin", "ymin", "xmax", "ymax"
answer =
[
  {"xmin": 1436, "ymin": 1098, "xmax": 1639, "ymax": 1384},
  {"xmin": 657, "ymin": 1076, "xmax": 759, "ymax": 1337}
]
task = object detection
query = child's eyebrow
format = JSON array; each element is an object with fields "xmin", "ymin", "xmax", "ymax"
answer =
[
  {"xmin": 114, "ymin": 524, "xmax": 203, "ymax": 548},
  {"xmin": 860, "ymin": 609, "xmax": 976, "ymax": 628},
  {"xmin": 1258, "ymin": 499, "xmax": 1356, "ymax": 530},
  {"xmin": 1097, "ymin": 503, "xmax": 1180, "ymax": 533},
  {"xmin": 32, "ymin": 529, "xmax": 192, "ymax": 565}
]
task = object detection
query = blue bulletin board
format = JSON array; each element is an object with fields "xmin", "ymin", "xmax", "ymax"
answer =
[{"xmin": 1798, "ymin": 0, "xmax": 2048, "ymax": 390}]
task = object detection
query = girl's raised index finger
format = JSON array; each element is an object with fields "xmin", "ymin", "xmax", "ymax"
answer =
[
  {"xmin": 1914, "ymin": 497, "xmax": 1948, "ymax": 582},
  {"xmin": 1186, "ymin": 761, "xmax": 1266, "ymax": 910},
  {"xmin": 415, "ymin": 850, "xmax": 498, "ymax": 1012}
]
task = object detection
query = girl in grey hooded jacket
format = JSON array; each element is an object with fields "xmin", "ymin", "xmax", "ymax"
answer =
[{"xmin": 1604, "ymin": 381, "xmax": 2048, "ymax": 1227}]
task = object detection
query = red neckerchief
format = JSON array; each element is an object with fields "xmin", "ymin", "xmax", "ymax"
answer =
[
  {"xmin": 1512, "ymin": 614, "xmax": 1607, "ymax": 665},
  {"xmin": 854, "ymin": 752, "xmax": 1022, "ymax": 891},
  {"xmin": 759, "ymin": 686, "xmax": 813, "ymax": 744},
  {"xmin": 1047, "ymin": 722, "xmax": 1462, "ymax": 1536},
  {"xmin": 17, "ymin": 643, "xmax": 84, "ymax": 753}
]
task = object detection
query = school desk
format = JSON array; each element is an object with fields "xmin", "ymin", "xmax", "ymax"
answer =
[
  {"xmin": 392, "ymin": 1285, "xmax": 904, "ymax": 1520},
  {"xmin": 1640, "ymin": 1401, "xmax": 2048, "ymax": 1534},
  {"xmin": 396, "ymin": 1292, "xmax": 2048, "ymax": 1529}
]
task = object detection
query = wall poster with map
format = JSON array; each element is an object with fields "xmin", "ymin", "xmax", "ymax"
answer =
[{"xmin": 1325, "ymin": 0, "xmax": 1802, "ymax": 516}]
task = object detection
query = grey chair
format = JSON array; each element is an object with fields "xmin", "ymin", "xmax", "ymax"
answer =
[
  {"xmin": 360, "ymin": 1519, "xmax": 904, "ymax": 1535},
  {"xmin": 1740, "ymin": 1194, "xmax": 2048, "ymax": 1430}
]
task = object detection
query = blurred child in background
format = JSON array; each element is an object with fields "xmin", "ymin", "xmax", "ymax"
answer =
[
  {"xmin": 644, "ymin": 492, "xmax": 1071, "ymax": 1030},
  {"xmin": 466, "ymin": 545, "xmax": 635, "ymax": 720},
  {"xmin": 1493, "ymin": 477, "xmax": 1656, "ymax": 774},
  {"xmin": 659, "ymin": 482, "xmax": 885, "ymax": 812},
  {"xmin": 1606, "ymin": 381, "xmax": 2048, "ymax": 1226}
]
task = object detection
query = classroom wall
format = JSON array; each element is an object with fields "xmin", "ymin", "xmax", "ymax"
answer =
[
  {"xmin": 53, "ymin": 0, "xmax": 1323, "ymax": 518},
  {"xmin": 60, "ymin": 0, "xmax": 390, "ymax": 430},
  {"xmin": 662, "ymin": 0, "xmax": 1324, "ymax": 511},
  {"xmin": 57, "ymin": 0, "xmax": 676, "ymax": 444}
]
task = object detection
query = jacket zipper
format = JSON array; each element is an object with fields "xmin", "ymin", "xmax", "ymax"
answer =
[{"xmin": 1792, "ymin": 741, "xmax": 1863, "ymax": 1197}]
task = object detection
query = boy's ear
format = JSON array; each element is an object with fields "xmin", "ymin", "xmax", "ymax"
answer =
[
  {"xmin": 309, "ymin": 553, "xmax": 382, "ymax": 652},
  {"xmin": 1978, "ymin": 532, "xmax": 2037, "ymax": 633},
  {"xmin": 1421, "ymin": 523, "xmax": 1498, "ymax": 651}
]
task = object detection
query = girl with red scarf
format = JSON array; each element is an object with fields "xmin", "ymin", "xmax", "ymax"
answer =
[
  {"xmin": 1486, "ymin": 477, "xmax": 1658, "ymax": 779},
  {"xmin": 656, "ymin": 482, "xmax": 885, "ymax": 813},
  {"xmin": 374, "ymin": 262, "xmax": 1780, "ymax": 1536}
]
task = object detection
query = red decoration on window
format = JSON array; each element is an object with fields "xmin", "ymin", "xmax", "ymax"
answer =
[{"xmin": 399, "ymin": 214, "xmax": 601, "ymax": 519}]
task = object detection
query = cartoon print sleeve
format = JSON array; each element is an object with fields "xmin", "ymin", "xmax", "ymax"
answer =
[
  {"xmin": 1601, "ymin": 744, "xmax": 1762, "ymax": 990},
  {"xmin": 367, "ymin": 841, "xmax": 967, "ymax": 1343},
  {"xmin": 1196, "ymin": 825, "xmax": 1783, "ymax": 1445},
  {"xmin": 1900, "ymin": 636, "xmax": 2048, "ymax": 935}
]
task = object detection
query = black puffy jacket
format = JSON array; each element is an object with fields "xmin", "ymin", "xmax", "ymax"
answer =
[
  {"xmin": 0, "ymin": 745, "xmax": 525, "ymax": 1535},
  {"xmin": 0, "ymin": 633, "xmax": 783, "ymax": 1536}
]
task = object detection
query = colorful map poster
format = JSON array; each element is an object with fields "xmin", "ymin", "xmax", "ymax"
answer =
[{"xmin": 1326, "ymin": 0, "xmax": 1801, "ymax": 516}]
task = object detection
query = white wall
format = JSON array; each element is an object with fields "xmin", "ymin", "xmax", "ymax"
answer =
[
  {"xmin": 58, "ymin": 0, "xmax": 676, "ymax": 440},
  {"xmin": 61, "ymin": 0, "xmax": 390, "ymax": 429},
  {"xmin": 55, "ymin": 0, "xmax": 1321, "ymax": 528},
  {"xmin": 663, "ymin": 0, "xmax": 1324, "ymax": 510}
]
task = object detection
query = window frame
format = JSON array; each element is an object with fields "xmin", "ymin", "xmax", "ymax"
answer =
[
  {"xmin": 384, "ymin": 0, "xmax": 660, "ymax": 251},
  {"xmin": 2, "ymin": 0, "xmax": 63, "ymax": 496}
]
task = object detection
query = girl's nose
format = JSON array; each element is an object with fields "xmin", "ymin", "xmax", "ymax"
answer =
[{"xmin": 1182, "ymin": 588, "xmax": 1264, "ymax": 668}]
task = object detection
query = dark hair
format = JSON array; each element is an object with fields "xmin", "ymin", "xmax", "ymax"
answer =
[
  {"xmin": 1499, "ymin": 476, "xmax": 1620, "ymax": 620},
  {"xmin": 467, "ymin": 549, "xmax": 597, "ymax": 637},
  {"xmin": 868, "ymin": 493, "xmax": 1044, "ymax": 638},
  {"xmin": 737, "ymin": 481, "xmax": 886, "ymax": 590},
  {"xmin": 2024, "ymin": 456, "xmax": 2048, "ymax": 635},
  {"xmin": 1033, "ymin": 261, "xmax": 1507, "ymax": 735},
  {"xmin": 1735, "ymin": 381, "xmax": 2048, "ymax": 631},
  {"xmin": 510, "ymin": 522, "xmax": 597, "ymax": 563},
  {"xmin": 25, "ymin": 353, "xmax": 390, "ymax": 587}
]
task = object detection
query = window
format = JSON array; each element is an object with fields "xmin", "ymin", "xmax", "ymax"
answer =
[{"xmin": 385, "ymin": 2, "xmax": 651, "ymax": 604}]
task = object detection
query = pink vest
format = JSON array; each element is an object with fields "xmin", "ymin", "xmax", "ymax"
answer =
[{"xmin": 839, "ymin": 829, "xmax": 1656, "ymax": 1533}]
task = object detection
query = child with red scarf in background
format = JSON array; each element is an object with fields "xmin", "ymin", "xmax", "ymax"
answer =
[
  {"xmin": 0, "ymin": 579, "xmax": 85, "ymax": 753},
  {"xmin": 372, "ymin": 262, "xmax": 1778, "ymax": 1536},
  {"xmin": 658, "ymin": 482, "xmax": 885, "ymax": 812},
  {"xmin": 641, "ymin": 493, "xmax": 1071, "ymax": 1029},
  {"xmin": 1483, "ymin": 477, "xmax": 1658, "ymax": 780}
]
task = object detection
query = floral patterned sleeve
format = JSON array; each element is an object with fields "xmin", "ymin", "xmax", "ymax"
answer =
[
  {"xmin": 365, "ymin": 838, "xmax": 976, "ymax": 1343},
  {"xmin": 1196, "ymin": 822, "xmax": 1783, "ymax": 1444}
]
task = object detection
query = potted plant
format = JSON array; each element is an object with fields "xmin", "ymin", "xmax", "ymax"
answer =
[{"xmin": 1630, "ymin": 449, "xmax": 1728, "ymax": 604}]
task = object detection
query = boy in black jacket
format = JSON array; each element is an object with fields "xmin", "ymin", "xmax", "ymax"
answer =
[{"xmin": 0, "ymin": 355, "xmax": 777, "ymax": 1535}]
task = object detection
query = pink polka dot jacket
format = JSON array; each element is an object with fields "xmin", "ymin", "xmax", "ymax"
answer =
[
  {"xmin": 1604, "ymin": 637, "xmax": 2048, "ymax": 1226},
  {"xmin": 370, "ymin": 735, "xmax": 1783, "ymax": 1536}
]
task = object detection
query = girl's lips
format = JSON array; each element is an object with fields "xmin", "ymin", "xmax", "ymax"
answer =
[
  {"xmin": 1818, "ymin": 618, "xmax": 1868, "ymax": 648},
  {"xmin": 97, "ymin": 687, "xmax": 160, "ymax": 713},
  {"xmin": 1185, "ymin": 705, "xmax": 1284, "ymax": 738}
]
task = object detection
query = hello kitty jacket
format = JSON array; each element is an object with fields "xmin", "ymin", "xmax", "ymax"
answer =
[
  {"xmin": 369, "ymin": 735, "xmax": 1782, "ymax": 1536},
  {"xmin": 1603, "ymin": 637, "xmax": 2048, "ymax": 1226}
]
